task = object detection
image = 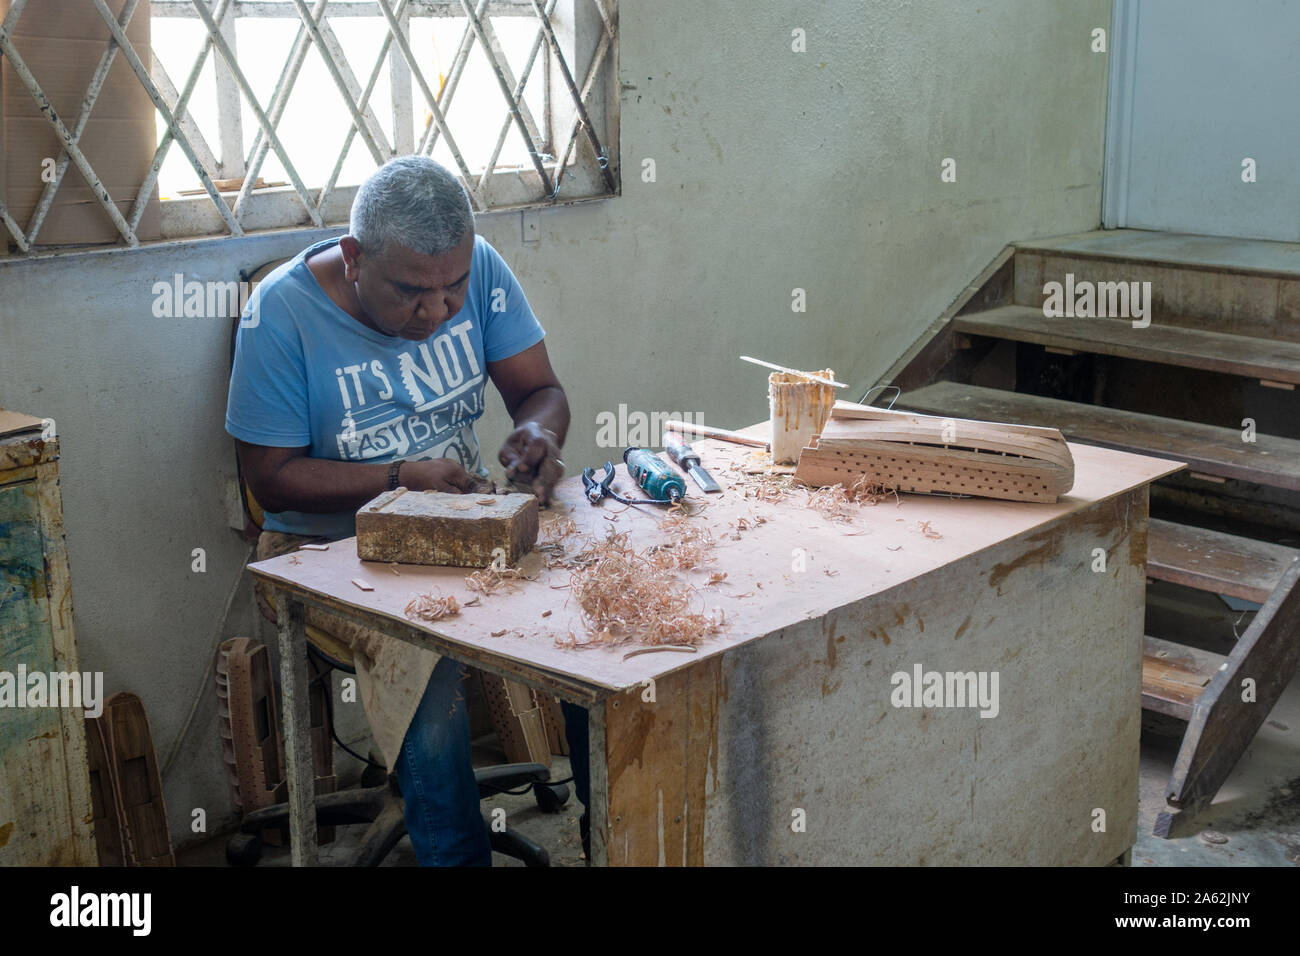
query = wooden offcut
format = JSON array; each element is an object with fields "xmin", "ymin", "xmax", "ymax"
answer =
[{"xmin": 356, "ymin": 489, "xmax": 539, "ymax": 568}]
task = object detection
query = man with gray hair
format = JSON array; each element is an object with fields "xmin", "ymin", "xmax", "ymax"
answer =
[{"xmin": 226, "ymin": 156, "xmax": 569, "ymax": 866}]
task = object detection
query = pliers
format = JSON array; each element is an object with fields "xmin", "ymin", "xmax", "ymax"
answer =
[
  {"xmin": 581, "ymin": 461, "xmax": 678, "ymax": 507},
  {"xmin": 582, "ymin": 462, "xmax": 617, "ymax": 504}
]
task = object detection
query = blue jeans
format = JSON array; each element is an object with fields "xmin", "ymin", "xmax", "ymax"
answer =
[
  {"xmin": 393, "ymin": 657, "xmax": 492, "ymax": 866},
  {"xmin": 560, "ymin": 701, "xmax": 590, "ymax": 810}
]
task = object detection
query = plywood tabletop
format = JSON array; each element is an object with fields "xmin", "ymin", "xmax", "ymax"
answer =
[{"xmin": 249, "ymin": 435, "xmax": 1184, "ymax": 696}]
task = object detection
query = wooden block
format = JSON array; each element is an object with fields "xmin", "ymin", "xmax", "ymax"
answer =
[{"xmin": 355, "ymin": 488, "xmax": 539, "ymax": 568}]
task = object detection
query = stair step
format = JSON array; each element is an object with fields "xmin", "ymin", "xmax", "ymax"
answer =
[
  {"xmin": 955, "ymin": 305, "xmax": 1300, "ymax": 386},
  {"xmin": 898, "ymin": 381, "xmax": 1300, "ymax": 492},
  {"xmin": 1147, "ymin": 519, "xmax": 1298, "ymax": 604},
  {"xmin": 1142, "ymin": 635, "xmax": 1226, "ymax": 720},
  {"xmin": 1018, "ymin": 229, "xmax": 1300, "ymax": 277},
  {"xmin": 1011, "ymin": 229, "xmax": 1300, "ymax": 343}
]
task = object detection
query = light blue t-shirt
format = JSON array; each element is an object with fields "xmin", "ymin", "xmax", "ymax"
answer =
[{"xmin": 225, "ymin": 234, "xmax": 545, "ymax": 539}]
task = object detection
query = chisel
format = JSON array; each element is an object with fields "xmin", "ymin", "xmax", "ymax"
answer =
[{"xmin": 663, "ymin": 431, "xmax": 722, "ymax": 493}]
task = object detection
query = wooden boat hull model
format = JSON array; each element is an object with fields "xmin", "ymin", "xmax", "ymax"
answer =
[{"xmin": 794, "ymin": 400, "xmax": 1075, "ymax": 503}]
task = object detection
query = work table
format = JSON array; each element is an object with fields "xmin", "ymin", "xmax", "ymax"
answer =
[{"xmin": 251, "ymin": 433, "xmax": 1181, "ymax": 865}]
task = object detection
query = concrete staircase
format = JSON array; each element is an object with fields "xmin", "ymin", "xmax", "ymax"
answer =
[{"xmin": 880, "ymin": 229, "xmax": 1300, "ymax": 836}]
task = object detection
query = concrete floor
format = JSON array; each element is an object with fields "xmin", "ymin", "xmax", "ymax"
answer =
[{"xmin": 1133, "ymin": 681, "xmax": 1300, "ymax": 868}]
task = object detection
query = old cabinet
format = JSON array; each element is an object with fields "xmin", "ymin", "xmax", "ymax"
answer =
[{"xmin": 0, "ymin": 411, "xmax": 95, "ymax": 865}]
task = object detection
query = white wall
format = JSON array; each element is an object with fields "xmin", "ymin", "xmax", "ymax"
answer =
[{"xmin": 0, "ymin": 0, "xmax": 1110, "ymax": 847}]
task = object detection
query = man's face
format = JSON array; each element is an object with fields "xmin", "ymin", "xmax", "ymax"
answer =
[{"xmin": 347, "ymin": 231, "xmax": 475, "ymax": 340}]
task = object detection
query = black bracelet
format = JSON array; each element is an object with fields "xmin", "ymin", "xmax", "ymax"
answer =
[{"xmin": 387, "ymin": 459, "xmax": 406, "ymax": 490}]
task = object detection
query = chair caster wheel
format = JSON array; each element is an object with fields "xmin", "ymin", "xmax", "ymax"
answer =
[
  {"xmin": 535, "ymin": 782, "xmax": 569, "ymax": 813},
  {"xmin": 226, "ymin": 832, "xmax": 263, "ymax": 866}
]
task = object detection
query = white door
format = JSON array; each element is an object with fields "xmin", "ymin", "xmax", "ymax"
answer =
[{"xmin": 1104, "ymin": 0, "xmax": 1300, "ymax": 241}]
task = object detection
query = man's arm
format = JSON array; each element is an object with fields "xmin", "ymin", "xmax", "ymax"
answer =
[
  {"xmin": 237, "ymin": 441, "xmax": 483, "ymax": 514},
  {"xmin": 488, "ymin": 340, "xmax": 570, "ymax": 502}
]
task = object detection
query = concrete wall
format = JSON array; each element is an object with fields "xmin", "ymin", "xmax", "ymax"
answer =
[{"xmin": 0, "ymin": 0, "xmax": 1110, "ymax": 848}]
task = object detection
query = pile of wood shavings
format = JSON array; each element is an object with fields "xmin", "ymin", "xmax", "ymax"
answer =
[
  {"xmin": 806, "ymin": 477, "xmax": 900, "ymax": 522},
  {"xmin": 539, "ymin": 515, "xmax": 579, "ymax": 545},
  {"xmin": 564, "ymin": 528, "xmax": 725, "ymax": 648},
  {"xmin": 464, "ymin": 565, "xmax": 526, "ymax": 595},
  {"xmin": 404, "ymin": 590, "xmax": 461, "ymax": 622},
  {"xmin": 645, "ymin": 512, "xmax": 716, "ymax": 571},
  {"xmin": 748, "ymin": 475, "xmax": 793, "ymax": 502},
  {"xmin": 805, "ymin": 484, "xmax": 857, "ymax": 522},
  {"xmin": 847, "ymin": 474, "xmax": 900, "ymax": 505}
]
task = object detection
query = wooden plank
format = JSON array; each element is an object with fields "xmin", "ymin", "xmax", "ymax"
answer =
[
  {"xmin": 275, "ymin": 593, "xmax": 318, "ymax": 866},
  {"xmin": 1141, "ymin": 635, "xmax": 1225, "ymax": 720},
  {"xmin": 823, "ymin": 407, "xmax": 1073, "ymax": 464},
  {"xmin": 1147, "ymin": 519, "xmax": 1298, "ymax": 604},
  {"xmin": 899, "ymin": 381, "xmax": 1300, "ymax": 491},
  {"xmin": 954, "ymin": 305, "xmax": 1300, "ymax": 385},
  {"xmin": 1157, "ymin": 558, "xmax": 1300, "ymax": 835},
  {"xmin": 794, "ymin": 443, "xmax": 1072, "ymax": 503},
  {"xmin": 34, "ymin": 456, "xmax": 95, "ymax": 866},
  {"xmin": 600, "ymin": 657, "xmax": 722, "ymax": 866}
]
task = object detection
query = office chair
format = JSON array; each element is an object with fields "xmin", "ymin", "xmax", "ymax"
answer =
[{"xmin": 224, "ymin": 256, "xmax": 568, "ymax": 867}]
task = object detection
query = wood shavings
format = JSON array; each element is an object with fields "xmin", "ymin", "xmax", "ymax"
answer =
[
  {"xmin": 462, "ymin": 596, "xmax": 482, "ymax": 607},
  {"xmin": 539, "ymin": 515, "xmax": 579, "ymax": 545},
  {"xmin": 749, "ymin": 476, "xmax": 791, "ymax": 503},
  {"xmin": 288, "ymin": 555, "xmax": 301, "ymax": 565},
  {"xmin": 622, "ymin": 645, "xmax": 699, "ymax": 661},
  {"xmin": 847, "ymin": 475, "xmax": 900, "ymax": 506},
  {"xmin": 805, "ymin": 477, "xmax": 900, "ymax": 523},
  {"xmin": 886, "ymin": 545, "xmax": 903, "ymax": 552},
  {"xmin": 464, "ymin": 565, "xmax": 526, "ymax": 596},
  {"xmin": 645, "ymin": 515, "xmax": 716, "ymax": 572},
  {"xmin": 914, "ymin": 520, "xmax": 943, "ymax": 540},
  {"xmin": 542, "ymin": 609, "xmax": 552, "ymax": 617},
  {"xmin": 351, "ymin": 578, "xmax": 373, "ymax": 591},
  {"xmin": 564, "ymin": 528, "xmax": 725, "ymax": 647},
  {"xmin": 388, "ymin": 563, "xmax": 401, "ymax": 576},
  {"xmin": 404, "ymin": 590, "xmax": 461, "ymax": 622},
  {"xmin": 823, "ymin": 568, "xmax": 840, "ymax": 577},
  {"xmin": 705, "ymin": 571, "xmax": 728, "ymax": 586},
  {"xmin": 490, "ymin": 628, "xmax": 508, "ymax": 637},
  {"xmin": 806, "ymin": 484, "xmax": 856, "ymax": 522}
]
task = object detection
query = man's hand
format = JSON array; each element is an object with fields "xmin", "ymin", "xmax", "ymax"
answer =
[
  {"xmin": 499, "ymin": 422, "xmax": 563, "ymax": 504},
  {"xmin": 401, "ymin": 458, "xmax": 484, "ymax": 493}
]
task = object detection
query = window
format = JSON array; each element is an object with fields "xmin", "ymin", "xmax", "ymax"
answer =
[{"xmin": 0, "ymin": 0, "xmax": 618, "ymax": 253}]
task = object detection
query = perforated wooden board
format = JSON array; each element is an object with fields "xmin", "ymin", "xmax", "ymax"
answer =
[{"xmin": 796, "ymin": 402, "xmax": 1075, "ymax": 501}]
